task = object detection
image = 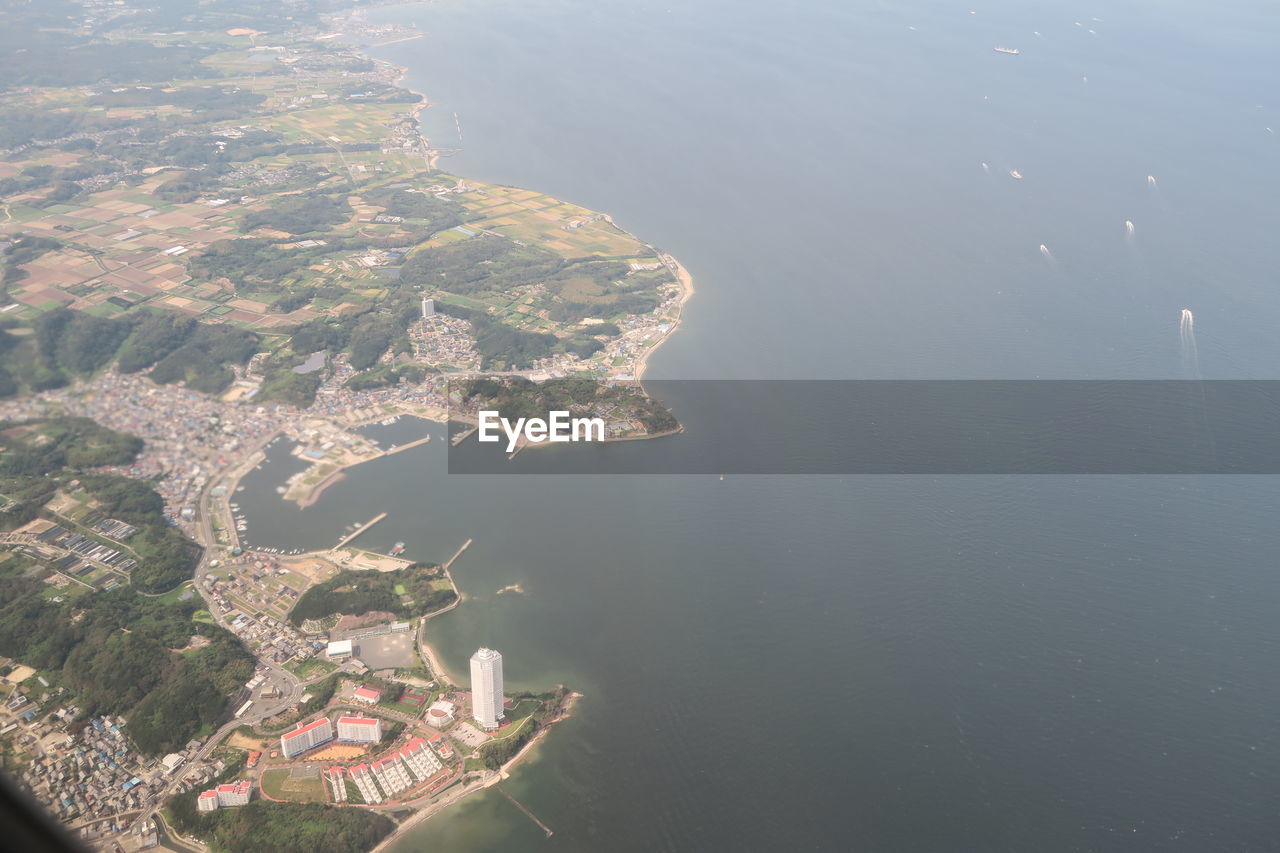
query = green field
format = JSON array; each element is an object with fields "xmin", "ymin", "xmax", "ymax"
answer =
[{"xmin": 260, "ymin": 768, "xmax": 327, "ymax": 804}]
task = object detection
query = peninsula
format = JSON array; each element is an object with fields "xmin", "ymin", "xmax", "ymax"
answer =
[{"xmin": 0, "ymin": 1, "xmax": 686, "ymax": 850}]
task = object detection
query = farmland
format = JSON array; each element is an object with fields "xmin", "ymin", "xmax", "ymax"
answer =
[{"xmin": 0, "ymin": 8, "xmax": 683, "ymax": 392}]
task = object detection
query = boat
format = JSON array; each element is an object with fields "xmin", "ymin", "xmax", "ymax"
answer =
[
  {"xmin": 1009, "ymin": 169, "xmax": 1023, "ymax": 179},
  {"xmin": 993, "ymin": 47, "xmax": 1020, "ymax": 55},
  {"xmin": 389, "ymin": 542, "xmax": 406, "ymax": 556}
]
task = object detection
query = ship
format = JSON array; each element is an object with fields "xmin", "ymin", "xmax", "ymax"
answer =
[
  {"xmin": 389, "ymin": 542, "xmax": 406, "ymax": 556},
  {"xmin": 1009, "ymin": 169, "xmax": 1023, "ymax": 179},
  {"xmin": 993, "ymin": 47, "xmax": 1020, "ymax": 55}
]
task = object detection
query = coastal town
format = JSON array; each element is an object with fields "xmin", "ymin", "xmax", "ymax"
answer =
[
  {"xmin": 0, "ymin": 1, "xmax": 670, "ymax": 850},
  {"xmin": 0, "ymin": 318, "xmax": 594, "ymax": 850},
  {"xmin": 0, "ymin": 369, "xmax": 581, "ymax": 847}
]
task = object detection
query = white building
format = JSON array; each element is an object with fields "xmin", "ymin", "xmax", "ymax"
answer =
[
  {"xmin": 371, "ymin": 755, "xmax": 412, "ymax": 796},
  {"xmin": 469, "ymin": 647, "xmax": 505, "ymax": 730},
  {"xmin": 400, "ymin": 738, "xmax": 443, "ymax": 781},
  {"xmin": 349, "ymin": 763, "xmax": 383, "ymax": 804},
  {"xmin": 326, "ymin": 767, "xmax": 348, "ymax": 803},
  {"xmin": 280, "ymin": 717, "xmax": 334, "ymax": 759},
  {"xmin": 215, "ymin": 781, "xmax": 252, "ymax": 806},
  {"xmin": 197, "ymin": 780, "xmax": 252, "ymax": 811},
  {"xmin": 425, "ymin": 699, "xmax": 456, "ymax": 728},
  {"xmin": 336, "ymin": 714, "xmax": 382, "ymax": 743},
  {"xmin": 326, "ymin": 639, "xmax": 353, "ymax": 659}
]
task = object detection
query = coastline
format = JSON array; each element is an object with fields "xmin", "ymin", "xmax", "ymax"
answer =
[
  {"xmin": 202, "ymin": 18, "xmax": 688, "ymax": 844},
  {"xmin": 368, "ymin": 690, "xmax": 582, "ymax": 852},
  {"xmin": 636, "ymin": 251, "xmax": 695, "ymax": 382},
  {"xmin": 273, "ymin": 48, "xmax": 697, "ymax": 505},
  {"xmin": 369, "ymin": 39, "xmax": 693, "ymax": 385}
]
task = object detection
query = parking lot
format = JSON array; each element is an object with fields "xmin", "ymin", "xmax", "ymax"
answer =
[{"xmin": 355, "ymin": 633, "xmax": 418, "ymax": 669}]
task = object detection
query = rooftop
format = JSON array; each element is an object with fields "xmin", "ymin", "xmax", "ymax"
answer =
[{"xmin": 282, "ymin": 718, "xmax": 331, "ymax": 740}]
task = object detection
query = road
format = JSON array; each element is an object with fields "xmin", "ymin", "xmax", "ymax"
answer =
[{"xmin": 138, "ymin": 433, "xmax": 304, "ymax": 821}]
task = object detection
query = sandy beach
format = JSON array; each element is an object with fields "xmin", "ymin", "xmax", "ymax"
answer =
[
  {"xmin": 634, "ymin": 251, "xmax": 695, "ymax": 381},
  {"xmin": 368, "ymin": 691, "xmax": 582, "ymax": 852}
]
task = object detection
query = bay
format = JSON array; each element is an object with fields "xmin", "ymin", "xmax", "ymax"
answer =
[{"xmin": 235, "ymin": 0, "xmax": 1280, "ymax": 849}]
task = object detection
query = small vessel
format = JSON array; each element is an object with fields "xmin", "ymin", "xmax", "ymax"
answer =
[
  {"xmin": 1009, "ymin": 169, "xmax": 1023, "ymax": 179},
  {"xmin": 389, "ymin": 542, "xmax": 406, "ymax": 556},
  {"xmin": 993, "ymin": 47, "xmax": 1020, "ymax": 55},
  {"xmin": 1125, "ymin": 220, "xmax": 1135, "ymax": 235}
]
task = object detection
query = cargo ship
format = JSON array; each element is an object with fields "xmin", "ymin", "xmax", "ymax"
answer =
[
  {"xmin": 389, "ymin": 542, "xmax": 406, "ymax": 556},
  {"xmin": 993, "ymin": 47, "xmax": 1020, "ymax": 55}
]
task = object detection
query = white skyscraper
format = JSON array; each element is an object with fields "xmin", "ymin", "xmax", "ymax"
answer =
[{"xmin": 469, "ymin": 647, "xmax": 505, "ymax": 730}]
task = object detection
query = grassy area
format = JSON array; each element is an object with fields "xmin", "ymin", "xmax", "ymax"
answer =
[
  {"xmin": 155, "ymin": 581, "xmax": 197, "ymax": 605},
  {"xmin": 486, "ymin": 714, "xmax": 534, "ymax": 745},
  {"xmin": 260, "ymin": 768, "xmax": 327, "ymax": 804},
  {"xmin": 381, "ymin": 699, "xmax": 426, "ymax": 717},
  {"xmin": 285, "ymin": 658, "xmax": 338, "ymax": 680}
]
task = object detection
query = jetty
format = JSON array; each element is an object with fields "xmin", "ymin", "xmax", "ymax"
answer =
[
  {"xmin": 335, "ymin": 512, "xmax": 387, "ymax": 548},
  {"xmin": 383, "ymin": 435, "xmax": 432, "ymax": 457},
  {"xmin": 497, "ymin": 786, "xmax": 553, "ymax": 837},
  {"xmin": 443, "ymin": 538, "xmax": 472, "ymax": 572}
]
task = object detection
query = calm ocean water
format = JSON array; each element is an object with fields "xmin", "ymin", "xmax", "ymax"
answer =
[{"xmin": 239, "ymin": 1, "xmax": 1280, "ymax": 849}]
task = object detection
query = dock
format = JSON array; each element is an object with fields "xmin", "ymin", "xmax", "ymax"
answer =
[
  {"xmin": 382, "ymin": 435, "xmax": 432, "ymax": 457},
  {"xmin": 443, "ymin": 538, "xmax": 472, "ymax": 572},
  {"xmin": 496, "ymin": 785, "xmax": 553, "ymax": 837},
  {"xmin": 335, "ymin": 512, "xmax": 387, "ymax": 548},
  {"xmin": 450, "ymin": 425, "xmax": 477, "ymax": 446}
]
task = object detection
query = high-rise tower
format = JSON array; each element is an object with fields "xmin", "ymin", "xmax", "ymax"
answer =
[{"xmin": 469, "ymin": 647, "xmax": 505, "ymax": 730}]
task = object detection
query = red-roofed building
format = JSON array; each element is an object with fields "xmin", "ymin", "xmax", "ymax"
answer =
[
  {"xmin": 349, "ymin": 763, "xmax": 383, "ymax": 804},
  {"xmin": 325, "ymin": 766, "xmax": 348, "ymax": 803},
  {"xmin": 216, "ymin": 780, "xmax": 252, "ymax": 806},
  {"xmin": 371, "ymin": 754, "xmax": 411, "ymax": 795},
  {"xmin": 336, "ymin": 713, "xmax": 382, "ymax": 743},
  {"xmin": 399, "ymin": 737, "xmax": 443, "ymax": 781},
  {"xmin": 426, "ymin": 732, "xmax": 455, "ymax": 761},
  {"xmin": 198, "ymin": 779, "xmax": 252, "ymax": 810},
  {"xmin": 353, "ymin": 685, "xmax": 382, "ymax": 705},
  {"xmin": 280, "ymin": 717, "xmax": 334, "ymax": 759}
]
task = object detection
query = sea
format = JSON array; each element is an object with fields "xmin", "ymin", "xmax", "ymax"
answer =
[{"xmin": 233, "ymin": 0, "xmax": 1280, "ymax": 849}]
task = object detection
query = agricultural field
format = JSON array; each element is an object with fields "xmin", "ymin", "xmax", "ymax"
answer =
[{"xmin": 0, "ymin": 7, "xmax": 681, "ymax": 394}]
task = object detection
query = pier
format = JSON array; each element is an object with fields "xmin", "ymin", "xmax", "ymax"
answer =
[
  {"xmin": 382, "ymin": 435, "xmax": 432, "ymax": 457},
  {"xmin": 443, "ymin": 537, "xmax": 472, "ymax": 572},
  {"xmin": 497, "ymin": 785, "xmax": 553, "ymax": 837},
  {"xmin": 335, "ymin": 512, "xmax": 387, "ymax": 548}
]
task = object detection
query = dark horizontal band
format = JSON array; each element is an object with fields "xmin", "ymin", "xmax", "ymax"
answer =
[{"xmin": 447, "ymin": 380, "xmax": 1280, "ymax": 474}]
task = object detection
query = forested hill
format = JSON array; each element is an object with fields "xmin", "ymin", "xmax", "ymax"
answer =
[{"xmin": 0, "ymin": 416, "xmax": 242, "ymax": 754}]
